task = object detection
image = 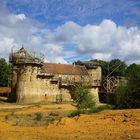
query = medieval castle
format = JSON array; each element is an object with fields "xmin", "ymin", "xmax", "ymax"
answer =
[{"xmin": 9, "ymin": 47, "xmax": 102, "ymax": 104}]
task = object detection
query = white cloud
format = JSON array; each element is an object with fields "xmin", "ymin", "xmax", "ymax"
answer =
[
  {"xmin": 15, "ymin": 14, "xmax": 26, "ymax": 20},
  {"xmin": 8, "ymin": 14, "xmax": 26, "ymax": 24},
  {"xmin": 0, "ymin": 5, "xmax": 67, "ymax": 63},
  {"xmin": 49, "ymin": 19, "xmax": 140, "ymax": 63},
  {"xmin": 54, "ymin": 21, "xmax": 81, "ymax": 43},
  {"xmin": 0, "ymin": 37, "xmax": 16, "ymax": 57},
  {"xmin": 92, "ymin": 53, "xmax": 112, "ymax": 60},
  {"xmin": 43, "ymin": 44, "xmax": 67, "ymax": 64},
  {"xmin": 0, "ymin": 3, "xmax": 140, "ymax": 64}
]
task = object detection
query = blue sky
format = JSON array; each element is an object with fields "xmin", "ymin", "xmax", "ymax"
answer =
[
  {"xmin": 0, "ymin": 0, "xmax": 140, "ymax": 64},
  {"xmin": 4, "ymin": 0, "xmax": 140, "ymax": 27}
]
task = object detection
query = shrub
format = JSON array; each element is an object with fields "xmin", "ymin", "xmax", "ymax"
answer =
[
  {"xmin": 69, "ymin": 78, "xmax": 96, "ymax": 117},
  {"xmin": 68, "ymin": 109, "xmax": 84, "ymax": 117},
  {"xmin": 88, "ymin": 104, "xmax": 114, "ymax": 114},
  {"xmin": 68, "ymin": 105, "xmax": 113, "ymax": 117},
  {"xmin": 105, "ymin": 93, "xmax": 117, "ymax": 105},
  {"xmin": 34, "ymin": 112, "xmax": 42, "ymax": 121},
  {"xmin": 115, "ymin": 75, "xmax": 140, "ymax": 109},
  {"xmin": 72, "ymin": 79, "xmax": 95, "ymax": 110}
]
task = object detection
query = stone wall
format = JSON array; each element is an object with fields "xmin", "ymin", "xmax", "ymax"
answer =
[
  {"xmin": 16, "ymin": 65, "xmax": 46, "ymax": 103},
  {"xmin": 11, "ymin": 64, "xmax": 101, "ymax": 104},
  {"xmin": 87, "ymin": 66, "xmax": 102, "ymax": 86},
  {"xmin": 44, "ymin": 77, "xmax": 73, "ymax": 103},
  {"xmin": 90, "ymin": 87, "xmax": 99, "ymax": 103},
  {"xmin": 87, "ymin": 66, "xmax": 102, "ymax": 80}
]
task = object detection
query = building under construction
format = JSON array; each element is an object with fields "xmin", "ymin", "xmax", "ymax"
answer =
[{"xmin": 9, "ymin": 47, "xmax": 102, "ymax": 104}]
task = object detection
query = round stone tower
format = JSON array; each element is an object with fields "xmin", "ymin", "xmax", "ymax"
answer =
[{"xmin": 9, "ymin": 47, "xmax": 45, "ymax": 103}]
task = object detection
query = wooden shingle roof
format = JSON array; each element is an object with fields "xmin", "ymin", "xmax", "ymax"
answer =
[{"xmin": 43, "ymin": 63, "xmax": 88, "ymax": 75}]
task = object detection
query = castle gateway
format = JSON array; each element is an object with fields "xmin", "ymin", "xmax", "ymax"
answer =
[{"xmin": 9, "ymin": 47, "xmax": 102, "ymax": 104}]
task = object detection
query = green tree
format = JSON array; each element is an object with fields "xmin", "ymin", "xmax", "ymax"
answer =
[
  {"xmin": 109, "ymin": 59, "xmax": 126, "ymax": 77},
  {"xmin": 0, "ymin": 58, "xmax": 10, "ymax": 87},
  {"xmin": 115, "ymin": 64, "xmax": 140, "ymax": 108},
  {"xmin": 72, "ymin": 78, "xmax": 95, "ymax": 110},
  {"xmin": 125, "ymin": 63, "xmax": 140, "ymax": 78},
  {"xmin": 89, "ymin": 59, "xmax": 127, "ymax": 77},
  {"xmin": 73, "ymin": 60, "xmax": 83, "ymax": 65}
]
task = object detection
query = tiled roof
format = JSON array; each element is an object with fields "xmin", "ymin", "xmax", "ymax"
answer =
[
  {"xmin": 0, "ymin": 87, "xmax": 11, "ymax": 94},
  {"xmin": 43, "ymin": 63, "xmax": 88, "ymax": 75}
]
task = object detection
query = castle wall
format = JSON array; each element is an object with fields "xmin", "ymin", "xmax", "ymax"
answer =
[
  {"xmin": 90, "ymin": 87, "xmax": 99, "ymax": 103},
  {"xmin": 10, "ymin": 47, "xmax": 101, "ymax": 104},
  {"xmin": 87, "ymin": 66, "xmax": 102, "ymax": 81},
  {"xmin": 60, "ymin": 87, "xmax": 73, "ymax": 102},
  {"xmin": 44, "ymin": 78, "xmax": 73, "ymax": 103},
  {"xmin": 12, "ymin": 66, "xmax": 74, "ymax": 103},
  {"xmin": 16, "ymin": 65, "xmax": 46, "ymax": 103},
  {"xmin": 12, "ymin": 65, "xmax": 101, "ymax": 104},
  {"xmin": 44, "ymin": 80, "xmax": 60, "ymax": 102}
]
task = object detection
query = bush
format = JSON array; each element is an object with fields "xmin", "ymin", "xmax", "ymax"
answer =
[
  {"xmin": 68, "ymin": 105, "xmax": 113, "ymax": 117},
  {"xmin": 88, "ymin": 104, "xmax": 114, "ymax": 114},
  {"xmin": 115, "ymin": 76, "xmax": 140, "ymax": 109},
  {"xmin": 105, "ymin": 93, "xmax": 117, "ymax": 105},
  {"xmin": 34, "ymin": 112, "xmax": 42, "ymax": 121},
  {"xmin": 68, "ymin": 109, "xmax": 84, "ymax": 117},
  {"xmin": 72, "ymin": 79, "xmax": 95, "ymax": 110}
]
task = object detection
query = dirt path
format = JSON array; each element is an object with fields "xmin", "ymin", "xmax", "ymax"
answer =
[{"xmin": 0, "ymin": 104, "xmax": 140, "ymax": 140}]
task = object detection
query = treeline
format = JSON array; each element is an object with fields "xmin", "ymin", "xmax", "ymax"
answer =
[
  {"xmin": 75, "ymin": 59, "xmax": 140, "ymax": 109},
  {"xmin": 74, "ymin": 59, "xmax": 140, "ymax": 78},
  {"xmin": 0, "ymin": 58, "xmax": 10, "ymax": 87}
]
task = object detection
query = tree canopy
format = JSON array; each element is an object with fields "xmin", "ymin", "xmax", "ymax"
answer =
[
  {"xmin": 0, "ymin": 58, "xmax": 10, "ymax": 87},
  {"xmin": 115, "ymin": 64, "xmax": 140, "ymax": 109},
  {"xmin": 74, "ymin": 59, "xmax": 127, "ymax": 78},
  {"xmin": 109, "ymin": 59, "xmax": 126, "ymax": 77},
  {"xmin": 125, "ymin": 63, "xmax": 140, "ymax": 78}
]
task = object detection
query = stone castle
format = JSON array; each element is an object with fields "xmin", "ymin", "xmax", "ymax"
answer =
[{"xmin": 9, "ymin": 47, "xmax": 102, "ymax": 104}]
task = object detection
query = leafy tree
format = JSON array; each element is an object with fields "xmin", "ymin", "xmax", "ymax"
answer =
[
  {"xmin": 109, "ymin": 59, "xmax": 127, "ymax": 77},
  {"xmin": 0, "ymin": 58, "xmax": 10, "ymax": 87},
  {"xmin": 73, "ymin": 60, "xmax": 83, "ymax": 65},
  {"xmin": 72, "ymin": 78, "xmax": 95, "ymax": 110},
  {"xmin": 125, "ymin": 63, "xmax": 140, "ymax": 78},
  {"xmin": 115, "ymin": 64, "xmax": 140, "ymax": 108},
  {"xmin": 73, "ymin": 59, "xmax": 127, "ymax": 78}
]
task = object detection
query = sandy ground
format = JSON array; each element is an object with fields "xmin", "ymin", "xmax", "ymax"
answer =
[{"xmin": 0, "ymin": 103, "xmax": 140, "ymax": 140}]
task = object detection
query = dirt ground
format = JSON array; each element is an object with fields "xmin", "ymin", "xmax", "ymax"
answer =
[{"xmin": 0, "ymin": 103, "xmax": 140, "ymax": 140}]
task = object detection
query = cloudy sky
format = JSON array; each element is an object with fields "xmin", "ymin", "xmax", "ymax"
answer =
[{"xmin": 0, "ymin": 0, "xmax": 140, "ymax": 64}]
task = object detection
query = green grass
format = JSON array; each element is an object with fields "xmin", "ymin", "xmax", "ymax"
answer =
[
  {"xmin": 68, "ymin": 104, "xmax": 114, "ymax": 117},
  {"xmin": 88, "ymin": 104, "xmax": 114, "ymax": 114}
]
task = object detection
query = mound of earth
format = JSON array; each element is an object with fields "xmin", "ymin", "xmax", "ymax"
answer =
[
  {"xmin": 0, "ymin": 104, "xmax": 140, "ymax": 140},
  {"xmin": 47, "ymin": 109, "xmax": 140, "ymax": 140}
]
